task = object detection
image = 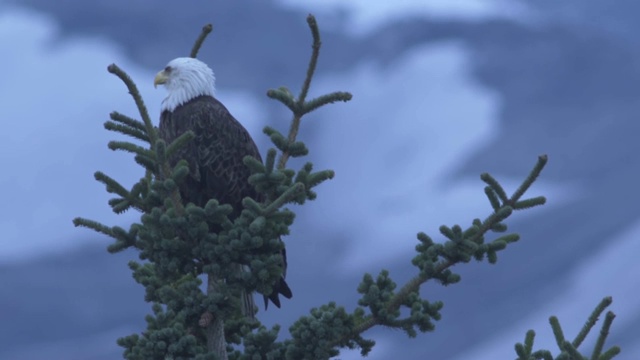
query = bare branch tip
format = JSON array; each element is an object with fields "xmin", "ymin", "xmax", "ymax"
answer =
[
  {"xmin": 107, "ymin": 63, "xmax": 119, "ymax": 74},
  {"xmin": 306, "ymin": 14, "xmax": 320, "ymax": 44},
  {"xmin": 190, "ymin": 23, "xmax": 214, "ymax": 58},
  {"xmin": 306, "ymin": 14, "xmax": 317, "ymax": 26}
]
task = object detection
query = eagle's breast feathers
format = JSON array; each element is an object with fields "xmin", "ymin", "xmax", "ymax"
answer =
[{"xmin": 158, "ymin": 95, "xmax": 262, "ymax": 217}]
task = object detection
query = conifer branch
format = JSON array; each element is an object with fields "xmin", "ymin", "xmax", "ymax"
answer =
[
  {"xmin": 591, "ymin": 312, "xmax": 616, "ymax": 359},
  {"xmin": 484, "ymin": 186, "xmax": 501, "ymax": 211},
  {"xmin": 263, "ymin": 183, "xmax": 306, "ymax": 214},
  {"xmin": 94, "ymin": 171, "xmax": 129, "ymax": 197},
  {"xmin": 562, "ymin": 341, "xmax": 583, "ymax": 358},
  {"xmin": 331, "ymin": 155, "xmax": 549, "ymax": 350},
  {"xmin": 103, "ymin": 66, "xmax": 188, "ymax": 215},
  {"xmin": 599, "ymin": 344, "xmax": 621, "ymax": 360},
  {"xmin": 104, "ymin": 120, "xmax": 149, "ymax": 142},
  {"xmin": 269, "ymin": 14, "xmax": 352, "ymax": 170},
  {"xmin": 109, "ymin": 111, "xmax": 146, "ymax": 131},
  {"xmin": 304, "ymin": 91, "xmax": 353, "ymax": 113},
  {"xmin": 515, "ymin": 297, "xmax": 620, "ymax": 359},
  {"xmin": 511, "ymin": 154, "xmax": 547, "ymax": 203},
  {"xmin": 107, "ymin": 140, "xmax": 154, "ymax": 158},
  {"xmin": 153, "ymin": 139, "xmax": 186, "ymax": 216},
  {"xmin": 133, "ymin": 154, "xmax": 156, "ymax": 172},
  {"xmin": 106, "ymin": 64, "xmax": 157, "ymax": 146},
  {"xmin": 267, "ymin": 88, "xmax": 297, "ymax": 113},
  {"xmin": 276, "ymin": 118, "xmax": 302, "ymax": 171},
  {"xmin": 523, "ymin": 330, "xmax": 535, "ymax": 354},
  {"xmin": 298, "ymin": 14, "xmax": 321, "ymax": 106},
  {"xmin": 575, "ymin": 296, "xmax": 612, "ymax": 348},
  {"xmin": 190, "ymin": 24, "xmax": 213, "ymax": 59},
  {"xmin": 165, "ymin": 131, "xmax": 195, "ymax": 159},
  {"xmin": 549, "ymin": 316, "xmax": 566, "ymax": 348},
  {"xmin": 72, "ymin": 217, "xmax": 114, "ymax": 237},
  {"xmin": 534, "ymin": 350, "xmax": 554, "ymax": 360},
  {"xmin": 481, "ymin": 172, "xmax": 508, "ymax": 202}
]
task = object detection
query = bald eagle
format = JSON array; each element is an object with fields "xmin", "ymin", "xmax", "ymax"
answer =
[{"xmin": 153, "ymin": 57, "xmax": 292, "ymax": 315}]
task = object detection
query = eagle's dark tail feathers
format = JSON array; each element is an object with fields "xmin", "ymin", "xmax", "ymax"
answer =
[
  {"xmin": 263, "ymin": 246, "xmax": 292, "ymax": 309},
  {"xmin": 263, "ymin": 276, "xmax": 293, "ymax": 309}
]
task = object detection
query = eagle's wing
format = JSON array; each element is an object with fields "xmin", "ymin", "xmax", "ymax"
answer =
[{"xmin": 159, "ymin": 95, "xmax": 292, "ymax": 312}]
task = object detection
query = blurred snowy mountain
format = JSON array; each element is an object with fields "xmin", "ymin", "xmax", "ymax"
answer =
[{"xmin": 1, "ymin": 0, "xmax": 639, "ymax": 359}]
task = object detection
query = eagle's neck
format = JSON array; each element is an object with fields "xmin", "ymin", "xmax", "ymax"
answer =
[{"xmin": 161, "ymin": 72, "xmax": 215, "ymax": 112}]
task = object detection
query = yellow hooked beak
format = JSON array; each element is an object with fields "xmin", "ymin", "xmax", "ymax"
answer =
[{"xmin": 154, "ymin": 70, "xmax": 169, "ymax": 88}]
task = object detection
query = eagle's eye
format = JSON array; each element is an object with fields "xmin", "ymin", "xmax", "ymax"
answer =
[{"xmin": 164, "ymin": 66, "xmax": 172, "ymax": 73}]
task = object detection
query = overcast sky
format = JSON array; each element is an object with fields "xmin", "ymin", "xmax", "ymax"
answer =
[
  {"xmin": 1, "ymin": 2, "xmax": 636, "ymax": 359},
  {"xmin": 277, "ymin": 0, "xmax": 532, "ymax": 34}
]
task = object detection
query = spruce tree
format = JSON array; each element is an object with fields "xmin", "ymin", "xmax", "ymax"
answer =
[{"xmin": 73, "ymin": 14, "xmax": 621, "ymax": 360}]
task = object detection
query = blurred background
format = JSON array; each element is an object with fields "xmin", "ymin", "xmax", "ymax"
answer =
[{"xmin": 1, "ymin": 0, "xmax": 639, "ymax": 359}]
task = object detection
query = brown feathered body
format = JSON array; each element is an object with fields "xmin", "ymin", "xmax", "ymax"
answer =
[{"xmin": 158, "ymin": 94, "xmax": 292, "ymax": 310}]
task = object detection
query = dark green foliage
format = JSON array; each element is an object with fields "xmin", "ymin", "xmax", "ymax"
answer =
[
  {"xmin": 245, "ymin": 141, "xmax": 333, "ymax": 206},
  {"xmin": 514, "ymin": 298, "xmax": 620, "ymax": 360},
  {"xmin": 117, "ymin": 303, "xmax": 213, "ymax": 360},
  {"xmin": 286, "ymin": 303, "xmax": 374, "ymax": 359},
  {"xmin": 229, "ymin": 325, "xmax": 286, "ymax": 359},
  {"xmin": 358, "ymin": 271, "xmax": 398, "ymax": 322}
]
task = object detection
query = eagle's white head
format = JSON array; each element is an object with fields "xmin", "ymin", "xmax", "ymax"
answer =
[{"xmin": 154, "ymin": 57, "xmax": 216, "ymax": 112}]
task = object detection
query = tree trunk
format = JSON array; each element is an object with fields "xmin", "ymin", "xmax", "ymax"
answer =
[{"xmin": 206, "ymin": 275, "xmax": 228, "ymax": 360}]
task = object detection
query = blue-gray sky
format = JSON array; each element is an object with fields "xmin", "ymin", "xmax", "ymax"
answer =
[{"xmin": 1, "ymin": 1, "xmax": 637, "ymax": 359}]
